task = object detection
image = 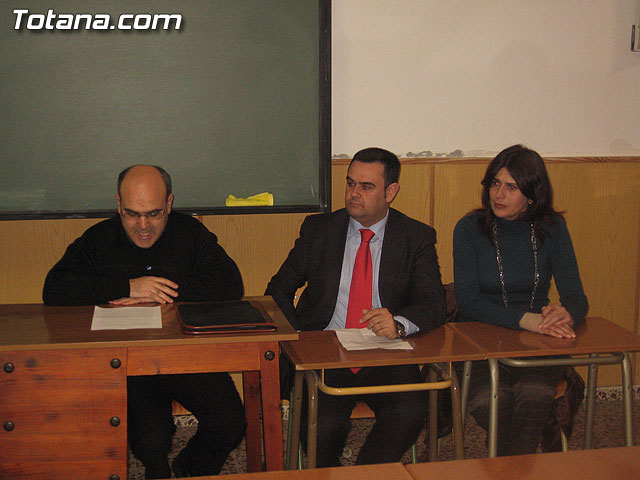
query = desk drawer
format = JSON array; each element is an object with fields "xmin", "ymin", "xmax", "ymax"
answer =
[{"xmin": 127, "ymin": 342, "xmax": 261, "ymax": 375}]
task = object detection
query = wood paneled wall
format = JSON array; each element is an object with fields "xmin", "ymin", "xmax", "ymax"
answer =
[{"xmin": 1, "ymin": 157, "xmax": 639, "ymax": 385}]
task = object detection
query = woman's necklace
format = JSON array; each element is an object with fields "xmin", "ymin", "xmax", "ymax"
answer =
[{"xmin": 492, "ymin": 219, "xmax": 539, "ymax": 310}]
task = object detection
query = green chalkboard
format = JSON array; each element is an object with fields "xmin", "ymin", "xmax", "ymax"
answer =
[{"xmin": 0, "ymin": 0, "xmax": 330, "ymax": 219}]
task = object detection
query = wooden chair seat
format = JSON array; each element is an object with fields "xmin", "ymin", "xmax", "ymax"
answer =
[{"xmin": 172, "ymin": 400, "xmax": 190, "ymax": 416}]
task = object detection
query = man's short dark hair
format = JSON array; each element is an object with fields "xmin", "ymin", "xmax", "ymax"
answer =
[
  {"xmin": 351, "ymin": 147, "xmax": 401, "ymax": 187},
  {"xmin": 117, "ymin": 165, "xmax": 172, "ymax": 199}
]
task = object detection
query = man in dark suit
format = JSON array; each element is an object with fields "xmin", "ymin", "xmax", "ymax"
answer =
[{"xmin": 266, "ymin": 147, "xmax": 445, "ymax": 467}]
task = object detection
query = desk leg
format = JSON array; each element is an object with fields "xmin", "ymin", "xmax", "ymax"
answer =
[
  {"xmin": 584, "ymin": 354, "xmax": 598, "ymax": 449},
  {"xmin": 448, "ymin": 366, "xmax": 465, "ymax": 460},
  {"xmin": 428, "ymin": 367, "xmax": 438, "ymax": 462},
  {"xmin": 487, "ymin": 359, "xmax": 499, "ymax": 458},
  {"xmin": 259, "ymin": 342, "xmax": 284, "ymax": 471},
  {"xmin": 242, "ymin": 371, "xmax": 263, "ymax": 472},
  {"xmin": 304, "ymin": 370, "xmax": 319, "ymax": 469},
  {"xmin": 622, "ymin": 352, "xmax": 634, "ymax": 446},
  {"xmin": 288, "ymin": 371, "xmax": 304, "ymax": 470},
  {"xmin": 461, "ymin": 361, "xmax": 471, "ymax": 429}
]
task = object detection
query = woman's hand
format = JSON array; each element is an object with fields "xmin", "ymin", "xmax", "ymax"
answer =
[
  {"xmin": 539, "ymin": 304, "xmax": 575, "ymax": 338},
  {"xmin": 519, "ymin": 307, "xmax": 575, "ymax": 339}
]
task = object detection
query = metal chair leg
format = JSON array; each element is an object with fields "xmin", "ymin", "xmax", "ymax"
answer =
[
  {"xmin": 584, "ymin": 355, "xmax": 598, "ymax": 449},
  {"xmin": 561, "ymin": 429, "xmax": 569, "ymax": 452},
  {"xmin": 288, "ymin": 371, "xmax": 304, "ymax": 470},
  {"xmin": 487, "ymin": 359, "xmax": 499, "ymax": 458},
  {"xmin": 461, "ymin": 361, "xmax": 471, "ymax": 430},
  {"xmin": 621, "ymin": 352, "xmax": 634, "ymax": 446},
  {"xmin": 284, "ymin": 387, "xmax": 292, "ymax": 469},
  {"xmin": 428, "ymin": 367, "xmax": 438, "ymax": 462},
  {"xmin": 448, "ymin": 366, "xmax": 464, "ymax": 460},
  {"xmin": 304, "ymin": 370, "xmax": 319, "ymax": 469}
]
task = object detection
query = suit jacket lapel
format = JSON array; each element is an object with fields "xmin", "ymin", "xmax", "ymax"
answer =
[
  {"xmin": 379, "ymin": 209, "xmax": 406, "ymax": 305},
  {"xmin": 323, "ymin": 210, "xmax": 349, "ymax": 314}
]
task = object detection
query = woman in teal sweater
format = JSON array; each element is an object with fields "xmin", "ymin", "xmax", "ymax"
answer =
[{"xmin": 453, "ymin": 144, "xmax": 588, "ymax": 456}]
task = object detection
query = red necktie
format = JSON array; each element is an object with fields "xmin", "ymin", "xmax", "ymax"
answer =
[{"xmin": 346, "ymin": 229, "xmax": 374, "ymax": 372}]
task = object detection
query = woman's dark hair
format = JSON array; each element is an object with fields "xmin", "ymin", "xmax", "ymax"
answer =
[{"xmin": 475, "ymin": 144, "xmax": 563, "ymax": 242}]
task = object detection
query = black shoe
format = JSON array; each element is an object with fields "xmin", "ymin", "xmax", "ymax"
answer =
[{"xmin": 171, "ymin": 449, "xmax": 191, "ymax": 478}]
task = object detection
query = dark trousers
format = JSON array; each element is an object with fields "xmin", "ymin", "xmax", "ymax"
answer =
[
  {"xmin": 302, "ymin": 364, "xmax": 427, "ymax": 468},
  {"xmin": 127, "ymin": 372, "xmax": 247, "ymax": 479},
  {"xmin": 466, "ymin": 360, "xmax": 564, "ymax": 456}
]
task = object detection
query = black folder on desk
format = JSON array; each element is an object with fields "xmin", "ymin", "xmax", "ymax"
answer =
[{"xmin": 177, "ymin": 301, "xmax": 277, "ymax": 335}]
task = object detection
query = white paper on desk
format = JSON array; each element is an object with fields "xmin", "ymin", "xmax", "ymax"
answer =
[
  {"xmin": 334, "ymin": 328, "xmax": 413, "ymax": 351},
  {"xmin": 91, "ymin": 306, "xmax": 162, "ymax": 330}
]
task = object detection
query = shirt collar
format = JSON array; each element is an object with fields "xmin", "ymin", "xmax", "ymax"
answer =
[{"xmin": 347, "ymin": 210, "xmax": 389, "ymax": 243}]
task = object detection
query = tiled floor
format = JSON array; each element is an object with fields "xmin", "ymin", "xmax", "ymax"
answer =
[{"xmin": 128, "ymin": 388, "xmax": 640, "ymax": 478}]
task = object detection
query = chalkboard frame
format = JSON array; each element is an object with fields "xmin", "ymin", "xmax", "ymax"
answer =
[{"xmin": 1, "ymin": 0, "xmax": 331, "ymax": 221}]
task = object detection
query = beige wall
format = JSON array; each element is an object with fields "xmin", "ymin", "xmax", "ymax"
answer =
[
  {"xmin": 332, "ymin": 1, "xmax": 640, "ymax": 157},
  {"xmin": 1, "ymin": 157, "xmax": 639, "ymax": 385}
]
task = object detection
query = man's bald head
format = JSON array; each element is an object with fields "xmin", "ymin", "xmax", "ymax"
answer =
[
  {"xmin": 117, "ymin": 165, "xmax": 172, "ymax": 199},
  {"xmin": 116, "ymin": 165, "xmax": 174, "ymax": 248}
]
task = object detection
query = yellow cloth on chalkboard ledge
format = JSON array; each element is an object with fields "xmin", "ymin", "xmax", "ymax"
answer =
[{"xmin": 225, "ymin": 192, "xmax": 274, "ymax": 206}]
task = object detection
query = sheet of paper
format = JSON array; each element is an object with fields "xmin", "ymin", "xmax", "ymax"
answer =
[
  {"xmin": 91, "ymin": 305, "xmax": 162, "ymax": 330},
  {"xmin": 334, "ymin": 328, "xmax": 413, "ymax": 351}
]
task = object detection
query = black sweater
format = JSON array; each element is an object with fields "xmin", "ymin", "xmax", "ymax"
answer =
[{"xmin": 43, "ymin": 211, "xmax": 243, "ymax": 305}]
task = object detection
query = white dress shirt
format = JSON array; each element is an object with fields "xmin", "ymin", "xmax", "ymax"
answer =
[{"xmin": 325, "ymin": 211, "xmax": 419, "ymax": 335}]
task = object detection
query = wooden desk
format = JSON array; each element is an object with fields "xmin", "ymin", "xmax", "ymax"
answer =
[
  {"xmin": 405, "ymin": 446, "xmax": 640, "ymax": 480},
  {"xmin": 0, "ymin": 296, "xmax": 297, "ymax": 479},
  {"xmin": 280, "ymin": 327, "xmax": 486, "ymax": 468},
  {"xmin": 448, "ymin": 317, "xmax": 640, "ymax": 457},
  {"xmin": 193, "ymin": 462, "xmax": 414, "ymax": 480}
]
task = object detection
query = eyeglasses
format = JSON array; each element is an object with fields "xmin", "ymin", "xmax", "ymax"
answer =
[{"xmin": 120, "ymin": 206, "xmax": 167, "ymax": 221}]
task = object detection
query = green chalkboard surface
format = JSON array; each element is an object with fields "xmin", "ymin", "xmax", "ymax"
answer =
[{"xmin": 1, "ymin": 0, "xmax": 330, "ymax": 219}]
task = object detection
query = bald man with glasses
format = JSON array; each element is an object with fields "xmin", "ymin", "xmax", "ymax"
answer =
[{"xmin": 43, "ymin": 165, "xmax": 246, "ymax": 478}]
